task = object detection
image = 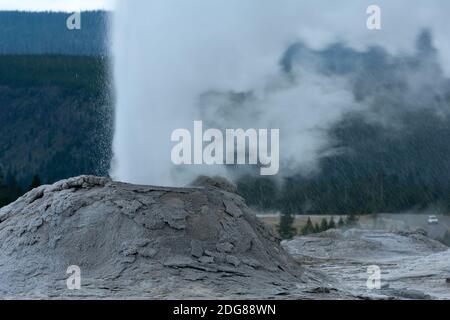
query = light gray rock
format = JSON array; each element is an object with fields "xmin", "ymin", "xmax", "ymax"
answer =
[
  {"xmin": 223, "ymin": 199, "xmax": 243, "ymax": 218},
  {"xmin": 0, "ymin": 175, "xmax": 350, "ymax": 299},
  {"xmin": 284, "ymin": 228, "xmax": 450, "ymax": 300},
  {"xmin": 216, "ymin": 242, "xmax": 234, "ymax": 253},
  {"xmin": 191, "ymin": 175, "xmax": 238, "ymax": 194},
  {"xmin": 190, "ymin": 240, "xmax": 203, "ymax": 258},
  {"xmin": 226, "ymin": 255, "xmax": 240, "ymax": 267},
  {"xmin": 198, "ymin": 256, "xmax": 214, "ymax": 264}
]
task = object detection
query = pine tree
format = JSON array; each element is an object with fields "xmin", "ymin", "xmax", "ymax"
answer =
[
  {"xmin": 320, "ymin": 217, "xmax": 329, "ymax": 232},
  {"xmin": 278, "ymin": 211, "xmax": 296, "ymax": 240},
  {"xmin": 337, "ymin": 216, "xmax": 345, "ymax": 228},
  {"xmin": 328, "ymin": 218, "xmax": 336, "ymax": 229},
  {"xmin": 313, "ymin": 223, "xmax": 320, "ymax": 233},
  {"xmin": 345, "ymin": 213, "xmax": 359, "ymax": 227},
  {"xmin": 301, "ymin": 217, "xmax": 314, "ymax": 235}
]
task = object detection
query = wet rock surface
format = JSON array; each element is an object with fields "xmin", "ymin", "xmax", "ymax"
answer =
[
  {"xmin": 283, "ymin": 229, "xmax": 450, "ymax": 300},
  {"xmin": 0, "ymin": 175, "xmax": 349, "ymax": 299}
]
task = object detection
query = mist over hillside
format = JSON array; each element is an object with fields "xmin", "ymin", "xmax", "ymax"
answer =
[{"xmin": 235, "ymin": 30, "xmax": 450, "ymax": 214}]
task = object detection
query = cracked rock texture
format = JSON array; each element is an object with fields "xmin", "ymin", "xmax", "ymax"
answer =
[
  {"xmin": 0, "ymin": 175, "xmax": 346, "ymax": 299},
  {"xmin": 284, "ymin": 229, "xmax": 450, "ymax": 300}
]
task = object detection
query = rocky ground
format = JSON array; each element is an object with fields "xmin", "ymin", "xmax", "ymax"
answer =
[
  {"xmin": 283, "ymin": 229, "xmax": 450, "ymax": 299},
  {"xmin": 0, "ymin": 175, "xmax": 349, "ymax": 299},
  {"xmin": 0, "ymin": 175, "xmax": 447, "ymax": 299}
]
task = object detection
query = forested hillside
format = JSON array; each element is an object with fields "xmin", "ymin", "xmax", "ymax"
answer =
[
  {"xmin": 0, "ymin": 11, "xmax": 110, "ymax": 207},
  {"xmin": 0, "ymin": 55, "xmax": 112, "ymax": 206},
  {"xmin": 0, "ymin": 11, "xmax": 108, "ymax": 55}
]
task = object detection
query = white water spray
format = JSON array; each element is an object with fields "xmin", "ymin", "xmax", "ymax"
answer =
[{"xmin": 111, "ymin": 0, "xmax": 450, "ymax": 186}]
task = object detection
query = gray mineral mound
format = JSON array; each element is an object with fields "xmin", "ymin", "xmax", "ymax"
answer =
[
  {"xmin": 285, "ymin": 228, "xmax": 448, "ymax": 262},
  {"xmin": 284, "ymin": 229, "xmax": 450, "ymax": 299},
  {"xmin": 0, "ymin": 175, "xmax": 347, "ymax": 299}
]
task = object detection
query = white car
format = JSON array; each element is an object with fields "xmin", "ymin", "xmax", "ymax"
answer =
[{"xmin": 427, "ymin": 215, "xmax": 439, "ymax": 225}]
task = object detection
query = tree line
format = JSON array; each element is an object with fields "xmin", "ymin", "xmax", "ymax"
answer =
[{"xmin": 278, "ymin": 213, "xmax": 359, "ymax": 239}]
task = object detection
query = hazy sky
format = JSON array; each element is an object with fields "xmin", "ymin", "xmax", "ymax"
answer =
[{"xmin": 0, "ymin": 0, "xmax": 115, "ymax": 11}]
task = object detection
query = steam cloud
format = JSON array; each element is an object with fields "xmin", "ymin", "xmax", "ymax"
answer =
[{"xmin": 111, "ymin": 0, "xmax": 450, "ymax": 186}]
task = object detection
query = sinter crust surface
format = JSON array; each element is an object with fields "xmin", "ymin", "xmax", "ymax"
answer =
[{"xmin": 0, "ymin": 175, "xmax": 344, "ymax": 299}]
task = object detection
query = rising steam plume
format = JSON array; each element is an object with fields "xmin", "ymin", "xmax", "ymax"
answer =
[{"xmin": 111, "ymin": 0, "xmax": 450, "ymax": 187}]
